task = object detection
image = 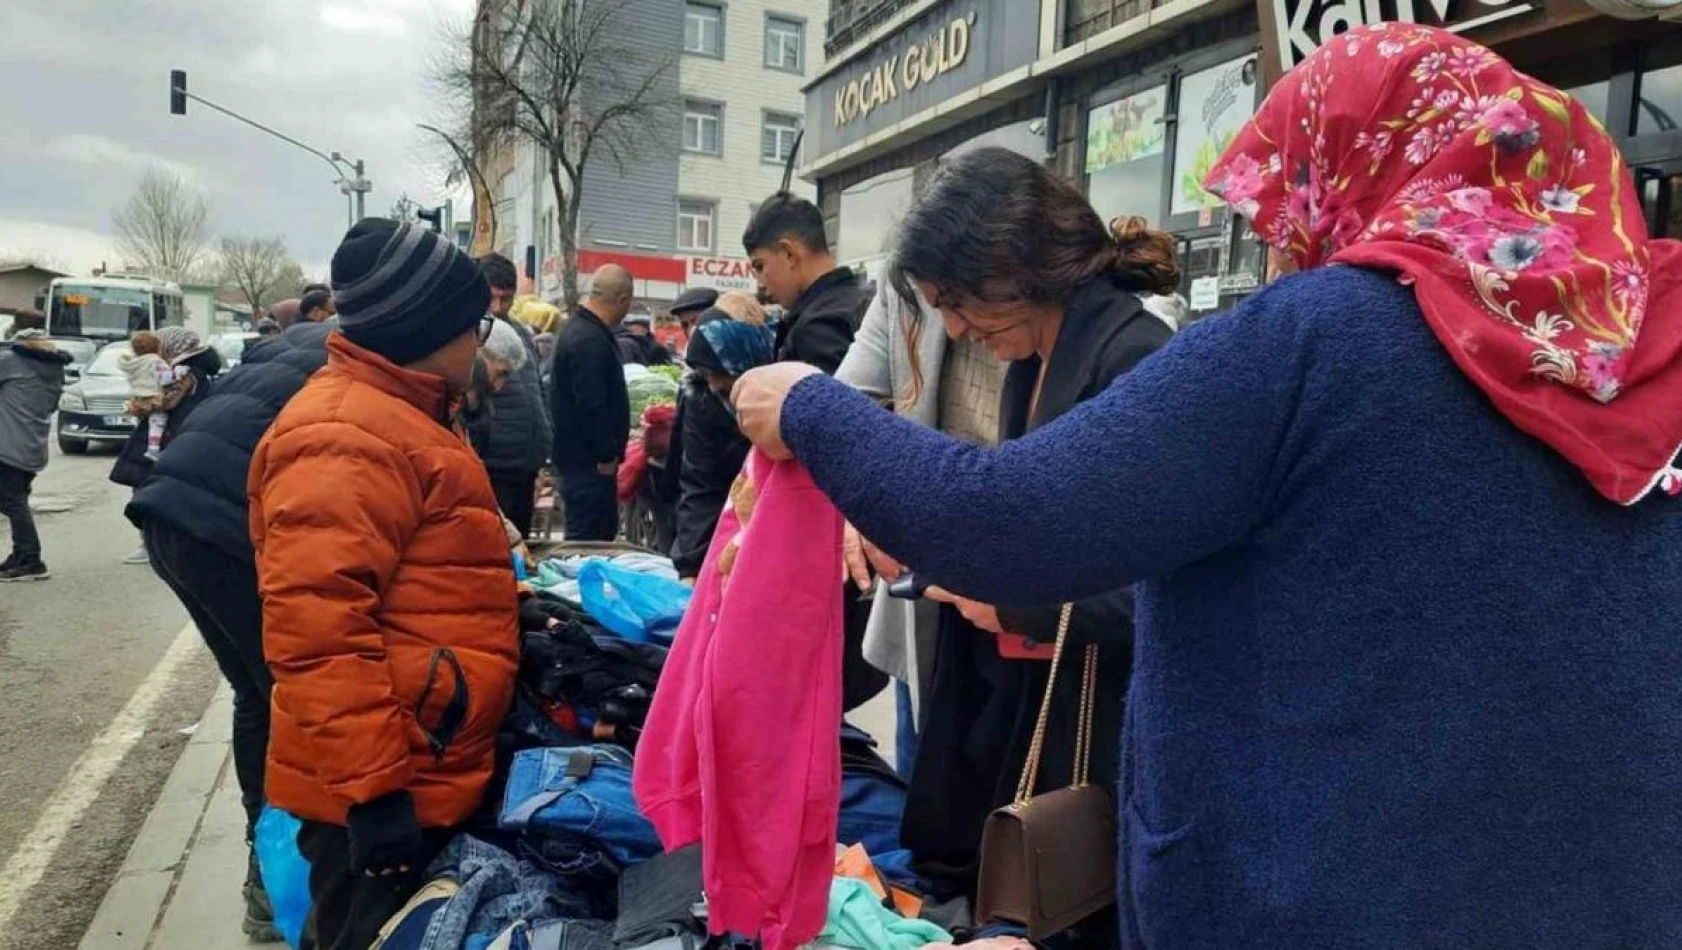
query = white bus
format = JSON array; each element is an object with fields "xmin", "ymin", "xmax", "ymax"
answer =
[{"xmin": 42, "ymin": 274, "xmax": 186, "ymax": 343}]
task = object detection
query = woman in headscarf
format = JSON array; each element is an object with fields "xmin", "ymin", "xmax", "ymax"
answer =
[
  {"xmin": 730, "ymin": 24, "xmax": 1682, "ymax": 946},
  {"xmin": 668, "ymin": 294, "xmax": 775, "ymax": 581}
]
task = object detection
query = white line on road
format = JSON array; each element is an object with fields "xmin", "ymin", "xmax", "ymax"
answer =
[{"xmin": 0, "ymin": 622, "xmax": 201, "ymax": 940}]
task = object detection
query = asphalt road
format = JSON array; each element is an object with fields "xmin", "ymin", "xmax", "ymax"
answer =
[{"xmin": 0, "ymin": 443, "xmax": 218, "ymax": 950}]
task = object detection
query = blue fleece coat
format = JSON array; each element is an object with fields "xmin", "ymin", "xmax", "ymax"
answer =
[{"xmin": 779, "ymin": 265, "xmax": 1682, "ymax": 948}]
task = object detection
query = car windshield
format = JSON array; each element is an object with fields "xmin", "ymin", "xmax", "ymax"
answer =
[
  {"xmin": 46, "ymin": 338, "xmax": 97, "ymax": 364},
  {"xmin": 86, "ymin": 344, "xmax": 134, "ymax": 377}
]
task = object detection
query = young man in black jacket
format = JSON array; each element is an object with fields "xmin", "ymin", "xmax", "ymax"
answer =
[
  {"xmin": 550, "ymin": 264, "xmax": 633, "ymax": 541},
  {"xmin": 743, "ymin": 192, "xmax": 867, "ymax": 374}
]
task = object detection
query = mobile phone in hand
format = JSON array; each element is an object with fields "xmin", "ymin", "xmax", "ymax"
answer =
[{"xmin": 887, "ymin": 573, "xmax": 930, "ymax": 600}]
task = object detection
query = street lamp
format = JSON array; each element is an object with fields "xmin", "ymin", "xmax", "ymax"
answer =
[{"xmin": 168, "ymin": 69, "xmax": 372, "ymax": 226}]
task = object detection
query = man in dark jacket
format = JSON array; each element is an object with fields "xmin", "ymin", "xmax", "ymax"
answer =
[
  {"xmin": 470, "ymin": 254, "xmax": 552, "ymax": 537},
  {"xmin": 0, "ymin": 329, "xmax": 73, "ymax": 582},
  {"xmin": 742, "ymin": 192, "xmax": 866, "ymax": 373},
  {"xmin": 124, "ymin": 317, "xmax": 333, "ymax": 941},
  {"xmin": 551, "ymin": 264, "xmax": 633, "ymax": 541},
  {"xmin": 615, "ymin": 311, "xmax": 671, "ymax": 366}
]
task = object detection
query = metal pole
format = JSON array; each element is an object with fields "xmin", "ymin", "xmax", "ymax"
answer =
[{"xmin": 353, "ymin": 159, "xmax": 367, "ymax": 222}]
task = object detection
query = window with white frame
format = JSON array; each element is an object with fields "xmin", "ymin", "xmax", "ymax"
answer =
[
  {"xmin": 682, "ymin": 101, "xmax": 723, "ymax": 154},
  {"xmin": 677, "ymin": 201, "xmax": 715, "ymax": 252},
  {"xmin": 685, "ymin": 3, "xmax": 723, "ymax": 56},
  {"xmin": 762, "ymin": 112, "xmax": 801, "ymax": 163},
  {"xmin": 764, "ymin": 16, "xmax": 804, "ymax": 73}
]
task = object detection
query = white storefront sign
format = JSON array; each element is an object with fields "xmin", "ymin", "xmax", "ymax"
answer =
[
  {"xmin": 1272, "ymin": 0, "xmax": 1539, "ymax": 70},
  {"xmin": 684, "ymin": 256, "xmax": 759, "ymax": 293}
]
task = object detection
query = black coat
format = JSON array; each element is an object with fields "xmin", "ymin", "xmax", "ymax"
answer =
[
  {"xmin": 125, "ymin": 321, "xmax": 332, "ymax": 562},
  {"xmin": 901, "ymin": 278, "xmax": 1172, "ymax": 896},
  {"xmin": 775, "ymin": 268, "xmax": 867, "ymax": 374},
  {"xmin": 469, "ymin": 318, "xmax": 552, "ymax": 475},
  {"xmin": 550, "ymin": 307, "xmax": 630, "ymax": 473},
  {"xmin": 615, "ymin": 329, "xmax": 672, "ymax": 367},
  {"xmin": 667, "ymin": 377, "xmax": 749, "ymax": 578}
]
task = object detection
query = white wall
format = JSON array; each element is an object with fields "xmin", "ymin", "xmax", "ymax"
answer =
[{"xmin": 678, "ymin": 0, "xmax": 824, "ymax": 258}]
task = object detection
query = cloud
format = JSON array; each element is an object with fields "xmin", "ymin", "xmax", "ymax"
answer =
[
  {"xmin": 43, "ymin": 134, "xmax": 211, "ymax": 189},
  {"xmin": 0, "ymin": 218, "xmax": 121, "ymax": 275}
]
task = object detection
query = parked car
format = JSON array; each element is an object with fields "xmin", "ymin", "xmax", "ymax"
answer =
[
  {"xmin": 210, "ymin": 331, "xmax": 259, "ymax": 369},
  {"xmin": 46, "ymin": 337, "xmax": 97, "ymax": 382},
  {"xmin": 57, "ymin": 343, "xmax": 137, "ymax": 454}
]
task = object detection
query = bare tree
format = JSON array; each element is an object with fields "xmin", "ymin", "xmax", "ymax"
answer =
[
  {"xmin": 219, "ymin": 235, "xmax": 299, "ymax": 312},
  {"xmin": 418, "ymin": 123, "xmax": 498, "ymax": 256},
  {"xmin": 435, "ymin": 0, "xmax": 678, "ymax": 306},
  {"xmin": 112, "ymin": 169, "xmax": 211, "ymax": 282}
]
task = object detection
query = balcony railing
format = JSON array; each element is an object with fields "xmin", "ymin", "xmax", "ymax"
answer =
[{"xmin": 824, "ymin": 0, "xmax": 919, "ymax": 59}]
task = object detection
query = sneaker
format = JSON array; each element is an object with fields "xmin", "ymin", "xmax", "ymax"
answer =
[
  {"xmin": 243, "ymin": 852, "xmax": 281, "ymax": 943},
  {"xmin": 0, "ymin": 554, "xmax": 13, "ymax": 573},
  {"xmin": 0, "ymin": 562, "xmax": 49, "ymax": 582},
  {"xmin": 123, "ymin": 547, "xmax": 151, "ymax": 565}
]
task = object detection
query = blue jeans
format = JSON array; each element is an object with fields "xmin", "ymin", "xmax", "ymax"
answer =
[
  {"xmin": 500, "ymin": 745, "xmax": 662, "ymax": 867},
  {"xmin": 894, "ymin": 679, "xmax": 919, "ymax": 780}
]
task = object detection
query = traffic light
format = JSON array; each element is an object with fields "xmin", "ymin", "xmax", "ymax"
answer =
[
  {"xmin": 170, "ymin": 70, "xmax": 187, "ymax": 116},
  {"xmin": 415, "ymin": 205, "xmax": 445, "ymax": 232}
]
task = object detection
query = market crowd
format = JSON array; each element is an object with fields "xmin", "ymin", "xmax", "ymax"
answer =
[{"xmin": 5, "ymin": 21, "xmax": 1682, "ymax": 950}]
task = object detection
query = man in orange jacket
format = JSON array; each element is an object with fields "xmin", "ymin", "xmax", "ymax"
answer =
[{"xmin": 249, "ymin": 218, "xmax": 519, "ymax": 950}]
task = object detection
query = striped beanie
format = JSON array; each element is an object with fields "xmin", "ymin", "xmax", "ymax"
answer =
[{"xmin": 330, "ymin": 218, "xmax": 490, "ymax": 365}]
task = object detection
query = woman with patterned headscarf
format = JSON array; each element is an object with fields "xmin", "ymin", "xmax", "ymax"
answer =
[{"xmin": 727, "ymin": 24, "xmax": 1682, "ymax": 946}]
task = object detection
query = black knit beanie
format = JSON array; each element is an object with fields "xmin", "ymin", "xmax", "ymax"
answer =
[{"xmin": 331, "ymin": 218, "xmax": 490, "ymax": 365}]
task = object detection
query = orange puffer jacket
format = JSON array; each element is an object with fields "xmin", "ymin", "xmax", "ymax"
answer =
[{"xmin": 249, "ymin": 333, "xmax": 518, "ymax": 828}]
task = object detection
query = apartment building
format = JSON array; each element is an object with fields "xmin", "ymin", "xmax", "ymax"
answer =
[{"xmin": 490, "ymin": 0, "xmax": 825, "ymax": 303}]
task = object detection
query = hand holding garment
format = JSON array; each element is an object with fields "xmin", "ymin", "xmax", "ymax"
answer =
[
  {"xmin": 731, "ymin": 362, "xmax": 823, "ymax": 460},
  {"xmin": 1204, "ymin": 23, "xmax": 1682, "ymax": 504},
  {"xmin": 635, "ymin": 450, "xmax": 845, "ymax": 950}
]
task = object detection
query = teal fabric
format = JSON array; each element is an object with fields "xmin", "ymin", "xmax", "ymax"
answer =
[{"xmin": 818, "ymin": 877, "xmax": 950, "ymax": 950}]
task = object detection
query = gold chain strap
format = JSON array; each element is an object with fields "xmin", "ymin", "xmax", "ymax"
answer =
[{"xmin": 1013, "ymin": 604, "xmax": 1100, "ymax": 806}]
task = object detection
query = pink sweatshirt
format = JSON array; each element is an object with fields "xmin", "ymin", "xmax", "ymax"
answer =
[{"xmin": 634, "ymin": 451, "xmax": 844, "ymax": 950}]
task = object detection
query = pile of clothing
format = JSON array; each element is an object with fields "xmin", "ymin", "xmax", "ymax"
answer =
[{"xmin": 377, "ymin": 551, "xmax": 938, "ymax": 950}]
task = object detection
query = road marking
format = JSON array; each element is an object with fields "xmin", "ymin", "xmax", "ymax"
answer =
[{"xmin": 0, "ymin": 622, "xmax": 201, "ymax": 939}]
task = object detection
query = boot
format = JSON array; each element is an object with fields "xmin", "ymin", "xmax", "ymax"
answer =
[{"xmin": 244, "ymin": 850, "xmax": 282, "ymax": 943}]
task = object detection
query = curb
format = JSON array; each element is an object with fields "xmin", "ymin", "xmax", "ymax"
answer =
[{"xmin": 77, "ymin": 684, "xmax": 234, "ymax": 950}]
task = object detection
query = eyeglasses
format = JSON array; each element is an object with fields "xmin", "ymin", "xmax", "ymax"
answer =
[{"xmin": 478, "ymin": 316, "xmax": 495, "ymax": 343}]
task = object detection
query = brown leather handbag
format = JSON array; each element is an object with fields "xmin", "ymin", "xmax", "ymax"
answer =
[{"xmin": 974, "ymin": 604, "xmax": 1117, "ymax": 940}]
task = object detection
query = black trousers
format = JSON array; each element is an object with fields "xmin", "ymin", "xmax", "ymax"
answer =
[
  {"xmin": 561, "ymin": 467, "xmax": 619, "ymax": 541},
  {"xmin": 0, "ymin": 462, "xmax": 41, "ymax": 564},
  {"xmin": 296, "ymin": 820, "xmax": 454, "ymax": 950},
  {"xmin": 490, "ymin": 468, "xmax": 539, "ymax": 539},
  {"xmin": 143, "ymin": 521, "xmax": 272, "ymax": 837}
]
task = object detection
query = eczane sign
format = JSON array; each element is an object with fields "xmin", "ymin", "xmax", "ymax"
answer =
[
  {"xmin": 685, "ymin": 256, "xmax": 758, "ymax": 293},
  {"xmin": 1272, "ymin": 0, "xmax": 1539, "ymax": 69}
]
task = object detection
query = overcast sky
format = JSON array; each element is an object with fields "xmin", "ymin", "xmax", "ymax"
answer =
[{"xmin": 0, "ymin": 0, "xmax": 474, "ymax": 278}]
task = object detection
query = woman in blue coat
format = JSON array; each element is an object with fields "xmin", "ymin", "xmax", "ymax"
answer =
[{"xmin": 733, "ymin": 25, "xmax": 1682, "ymax": 947}]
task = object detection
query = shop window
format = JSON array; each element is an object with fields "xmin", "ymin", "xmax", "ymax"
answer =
[
  {"xmin": 685, "ymin": 3, "xmax": 723, "ymax": 57},
  {"xmin": 762, "ymin": 112, "xmax": 802, "ymax": 163},
  {"xmin": 683, "ymin": 101, "xmax": 723, "ymax": 155},
  {"xmin": 1568, "ymin": 82, "xmax": 1611, "ymax": 124},
  {"xmin": 765, "ymin": 16, "xmax": 805, "ymax": 73},
  {"xmin": 1085, "ymin": 86, "xmax": 1168, "ymax": 225},
  {"xmin": 677, "ymin": 200, "xmax": 716, "ymax": 252},
  {"xmin": 1171, "ymin": 54, "xmax": 1259, "ymax": 219},
  {"xmin": 838, "ymin": 167, "xmax": 914, "ymax": 266}
]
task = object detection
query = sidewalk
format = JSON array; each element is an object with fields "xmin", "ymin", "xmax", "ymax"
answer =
[
  {"xmin": 79, "ymin": 683, "xmax": 252, "ymax": 950},
  {"xmin": 79, "ymin": 683, "xmax": 899, "ymax": 949}
]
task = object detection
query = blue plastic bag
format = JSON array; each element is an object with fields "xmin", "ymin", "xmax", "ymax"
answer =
[
  {"xmin": 577, "ymin": 560, "xmax": 691, "ymax": 643},
  {"xmin": 254, "ymin": 805, "xmax": 312, "ymax": 948}
]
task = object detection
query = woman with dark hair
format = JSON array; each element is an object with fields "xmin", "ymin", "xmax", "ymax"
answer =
[
  {"xmin": 849, "ymin": 146, "xmax": 1177, "ymax": 938},
  {"xmin": 732, "ymin": 26, "xmax": 1682, "ymax": 947}
]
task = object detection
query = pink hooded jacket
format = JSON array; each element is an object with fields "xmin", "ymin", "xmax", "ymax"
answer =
[{"xmin": 633, "ymin": 451, "xmax": 844, "ymax": 950}]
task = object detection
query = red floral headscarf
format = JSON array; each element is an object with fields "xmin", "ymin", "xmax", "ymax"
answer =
[{"xmin": 1205, "ymin": 23, "xmax": 1682, "ymax": 505}]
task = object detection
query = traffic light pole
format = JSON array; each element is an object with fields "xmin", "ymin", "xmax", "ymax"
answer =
[{"xmin": 169, "ymin": 71, "xmax": 370, "ymax": 227}]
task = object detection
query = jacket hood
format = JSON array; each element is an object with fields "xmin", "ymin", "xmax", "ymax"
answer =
[
  {"xmin": 324, "ymin": 330, "xmax": 450, "ymax": 422},
  {"xmin": 9, "ymin": 341, "xmax": 74, "ymax": 369}
]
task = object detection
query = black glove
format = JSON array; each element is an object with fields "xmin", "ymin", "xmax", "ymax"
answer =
[{"xmin": 347, "ymin": 790, "xmax": 422, "ymax": 878}]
